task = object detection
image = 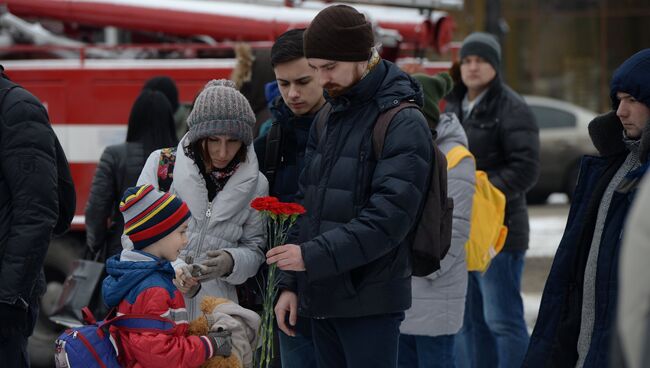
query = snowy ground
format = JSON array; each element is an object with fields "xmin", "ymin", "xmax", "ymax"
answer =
[{"xmin": 523, "ymin": 194, "xmax": 571, "ymax": 331}]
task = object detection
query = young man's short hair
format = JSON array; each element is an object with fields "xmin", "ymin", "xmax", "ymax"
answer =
[{"xmin": 271, "ymin": 29, "xmax": 306, "ymax": 68}]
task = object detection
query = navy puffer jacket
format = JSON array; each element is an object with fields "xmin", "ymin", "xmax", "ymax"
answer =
[
  {"xmin": 285, "ymin": 60, "xmax": 433, "ymax": 318},
  {"xmin": 0, "ymin": 75, "xmax": 58, "ymax": 309}
]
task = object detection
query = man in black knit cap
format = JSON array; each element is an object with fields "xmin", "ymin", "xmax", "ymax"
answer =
[{"xmin": 266, "ymin": 4, "xmax": 434, "ymax": 367}]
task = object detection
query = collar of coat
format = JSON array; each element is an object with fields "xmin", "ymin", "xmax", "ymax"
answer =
[
  {"xmin": 588, "ymin": 110, "xmax": 650, "ymax": 163},
  {"xmin": 172, "ymin": 138, "xmax": 261, "ymax": 221},
  {"xmin": 324, "ymin": 59, "xmax": 424, "ymax": 113},
  {"xmin": 446, "ymin": 75, "xmax": 503, "ymax": 118}
]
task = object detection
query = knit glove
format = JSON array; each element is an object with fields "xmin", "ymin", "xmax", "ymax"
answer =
[
  {"xmin": 206, "ymin": 330, "xmax": 232, "ymax": 357},
  {"xmin": 0, "ymin": 303, "xmax": 29, "ymax": 339},
  {"xmin": 197, "ymin": 250, "xmax": 234, "ymax": 281}
]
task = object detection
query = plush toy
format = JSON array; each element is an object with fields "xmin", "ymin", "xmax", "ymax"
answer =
[{"xmin": 188, "ymin": 296, "xmax": 261, "ymax": 368}]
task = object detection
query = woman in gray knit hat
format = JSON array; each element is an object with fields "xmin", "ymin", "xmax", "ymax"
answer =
[{"xmin": 137, "ymin": 79, "xmax": 268, "ymax": 331}]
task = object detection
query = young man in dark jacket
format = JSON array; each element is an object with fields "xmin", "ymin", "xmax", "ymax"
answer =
[
  {"xmin": 445, "ymin": 32, "xmax": 540, "ymax": 368},
  {"xmin": 525, "ymin": 48, "xmax": 650, "ymax": 368},
  {"xmin": 266, "ymin": 5, "xmax": 434, "ymax": 367},
  {"xmin": 0, "ymin": 66, "xmax": 63, "ymax": 367},
  {"xmin": 254, "ymin": 28, "xmax": 324, "ymax": 368}
]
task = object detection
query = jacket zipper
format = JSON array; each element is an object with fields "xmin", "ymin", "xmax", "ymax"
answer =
[
  {"xmin": 188, "ymin": 199, "xmax": 212, "ymax": 320},
  {"xmin": 354, "ymin": 151, "xmax": 368, "ymax": 211}
]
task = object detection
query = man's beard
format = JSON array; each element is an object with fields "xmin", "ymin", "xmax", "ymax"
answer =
[{"xmin": 324, "ymin": 67, "xmax": 364, "ymax": 98}]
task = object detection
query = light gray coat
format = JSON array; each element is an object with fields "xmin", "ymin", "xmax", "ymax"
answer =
[
  {"xmin": 401, "ymin": 112, "xmax": 475, "ymax": 336},
  {"xmin": 617, "ymin": 173, "xmax": 650, "ymax": 368},
  {"xmin": 137, "ymin": 138, "xmax": 268, "ymax": 319}
]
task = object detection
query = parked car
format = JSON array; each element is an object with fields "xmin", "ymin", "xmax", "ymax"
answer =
[{"xmin": 524, "ymin": 95, "xmax": 598, "ymax": 204}]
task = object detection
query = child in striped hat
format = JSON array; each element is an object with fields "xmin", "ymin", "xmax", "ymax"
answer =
[{"xmin": 101, "ymin": 184, "xmax": 232, "ymax": 367}]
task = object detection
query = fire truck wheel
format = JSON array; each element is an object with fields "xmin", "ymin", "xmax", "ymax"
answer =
[{"xmin": 28, "ymin": 235, "xmax": 84, "ymax": 368}]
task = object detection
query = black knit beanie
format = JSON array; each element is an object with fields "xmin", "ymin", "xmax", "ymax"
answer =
[
  {"xmin": 460, "ymin": 32, "xmax": 501, "ymax": 72},
  {"xmin": 304, "ymin": 5, "xmax": 374, "ymax": 62}
]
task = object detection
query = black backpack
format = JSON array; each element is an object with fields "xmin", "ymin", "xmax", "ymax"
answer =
[
  {"xmin": 261, "ymin": 120, "xmax": 283, "ymax": 191},
  {"xmin": 316, "ymin": 102, "xmax": 453, "ymax": 276},
  {"xmin": 0, "ymin": 78, "xmax": 76, "ymax": 237}
]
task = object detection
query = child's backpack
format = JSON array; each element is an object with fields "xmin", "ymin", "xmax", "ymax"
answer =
[
  {"xmin": 446, "ymin": 145, "xmax": 508, "ymax": 272},
  {"xmin": 316, "ymin": 102, "xmax": 453, "ymax": 276},
  {"xmin": 54, "ymin": 307, "xmax": 175, "ymax": 368}
]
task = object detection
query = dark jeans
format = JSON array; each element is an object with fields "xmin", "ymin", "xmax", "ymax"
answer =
[
  {"xmin": 278, "ymin": 329, "xmax": 316, "ymax": 368},
  {"xmin": 456, "ymin": 250, "xmax": 529, "ymax": 368},
  {"xmin": 311, "ymin": 312, "xmax": 404, "ymax": 368},
  {"xmin": 398, "ymin": 334, "xmax": 456, "ymax": 368},
  {"xmin": 0, "ymin": 303, "xmax": 38, "ymax": 368}
]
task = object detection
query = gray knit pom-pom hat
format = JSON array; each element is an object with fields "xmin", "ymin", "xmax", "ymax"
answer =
[{"xmin": 186, "ymin": 79, "xmax": 256, "ymax": 145}]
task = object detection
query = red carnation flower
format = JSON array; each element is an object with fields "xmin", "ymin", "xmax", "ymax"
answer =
[{"xmin": 251, "ymin": 196, "xmax": 280, "ymax": 212}]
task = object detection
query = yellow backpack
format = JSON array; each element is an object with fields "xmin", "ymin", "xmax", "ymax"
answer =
[{"xmin": 446, "ymin": 146, "xmax": 508, "ymax": 272}]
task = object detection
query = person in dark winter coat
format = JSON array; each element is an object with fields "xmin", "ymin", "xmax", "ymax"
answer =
[
  {"xmin": 0, "ymin": 66, "xmax": 64, "ymax": 367},
  {"xmin": 85, "ymin": 90, "xmax": 178, "ymax": 259},
  {"xmin": 445, "ymin": 32, "xmax": 540, "ymax": 368},
  {"xmin": 267, "ymin": 5, "xmax": 434, "ymax": 368},
  {"xmin": 399, "ymin": 73, "xmax": 475, "ymax": 368},
  {"xmin": 524, "ymin": 48, "xmax": 650, "ymax": 368},
  {"xmin": 253, "ymin": 28, "xmax": 325, "ymax": 368}
]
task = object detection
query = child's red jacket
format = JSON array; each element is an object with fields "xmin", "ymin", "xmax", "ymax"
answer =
[{"xmin": 102, "ymin": 250, "xmax": 212, "ymax": 368}]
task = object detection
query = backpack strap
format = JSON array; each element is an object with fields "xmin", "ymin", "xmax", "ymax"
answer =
[
  {"xmin": 315, "ymin": 102, "xmax": 333, "ymax": 144},
  {"xmin": 101, "ymin": 313, "xmax": 176, "ymax": 334},
  {"xmin": 446, "ymin": 145, "xmax": 474, "ymax": 170},
  {"xmin": 263, "ymin": 120, "xmax": 282, "ymax": 190},
  {"xmin": 372, "ymin": 101, "xmax": 420, "ymax": 160}
]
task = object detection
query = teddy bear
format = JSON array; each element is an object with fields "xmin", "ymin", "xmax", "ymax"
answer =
[{"xmin": 188, "ymin": 296, "xmax": 261, "ymax": 368}]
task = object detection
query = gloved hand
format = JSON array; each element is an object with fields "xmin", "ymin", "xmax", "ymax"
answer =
[
  {"xmin": 173, "ymin": 265, "xmax": 201, "ymax": 297},
  {"xmin": 0, "ymin": 303, "xmax": 29, "ymax": 339},
  {"xmin": 206, "ymin": 329, "xmax": 232, "ymax": 357},
  {"xmin": 197, "ymin": 250, "xmax": 234, "ymax": 281}
]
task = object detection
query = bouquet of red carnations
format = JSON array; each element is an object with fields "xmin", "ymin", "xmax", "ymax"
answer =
[{"xmin": 250, "ymin": 196, "xmax": 305, "ymax": 368}]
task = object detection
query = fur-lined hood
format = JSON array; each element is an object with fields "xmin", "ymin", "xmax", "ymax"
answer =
[{"xmin": 588, "ymin": 111, "xmax": 650, "ymax": 163}]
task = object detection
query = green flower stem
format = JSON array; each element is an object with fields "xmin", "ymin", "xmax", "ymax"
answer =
[{"xmin": 255, "ymin": 211, "xmax": 302, "ymax": 367}]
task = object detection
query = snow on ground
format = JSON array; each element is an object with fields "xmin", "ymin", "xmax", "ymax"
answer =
[{"xmin": 523, "ymin": 292, "xmax": 543, "ymax": 332}]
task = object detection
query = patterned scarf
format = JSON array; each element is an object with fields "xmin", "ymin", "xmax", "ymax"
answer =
[{"xmin": 184, "ymin": 143, "xmax": 240, "ymax": 199}]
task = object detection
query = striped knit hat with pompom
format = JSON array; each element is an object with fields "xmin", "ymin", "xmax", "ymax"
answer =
[{"xmin": 120, "ymin": 185, "xmax": 191, "ymax": 250}]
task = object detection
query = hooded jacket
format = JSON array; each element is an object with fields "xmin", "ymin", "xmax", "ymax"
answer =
[
  {"xmin": 524, "ymin": 112, "xmax": 650, "ymax": 368},
  {"xmin": 102, "ymin": 250, "xmax": 211, "ymax": 368},
  {"xmin": 401, "ymin": 112, "xmax": 475, "ymax": 336},
  {"xmin": 254, "ymin": 96, "xmax": 315, "ymax": 202},
  {"xmin": 283, "ymin": 59, "xmax": 434, "ymax": 318},
  {"xmin": 138, "ymin": 141, "xmax": 268, "ymax": 320},
  {"xmin": 445, "ymin": 76, "xmax": 540, "ymax": 251}
]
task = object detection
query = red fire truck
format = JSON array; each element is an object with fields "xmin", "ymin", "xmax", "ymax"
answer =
[{"xmin": 0, "ymin": 0, "xmax": 458, "ymax": 365}]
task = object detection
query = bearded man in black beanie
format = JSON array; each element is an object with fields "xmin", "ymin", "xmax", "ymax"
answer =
[{"xmin": 265, "ymin": 4, "xmax": 434, "ymax": 368}]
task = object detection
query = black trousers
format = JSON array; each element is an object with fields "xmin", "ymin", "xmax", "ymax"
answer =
[
  {"xmin": 311, "ymin": 312, "xmax": 404, "ymax": 368},
  {"xmin": 0, "ymin": 304, "xmax": 38, "ymax": 368}
]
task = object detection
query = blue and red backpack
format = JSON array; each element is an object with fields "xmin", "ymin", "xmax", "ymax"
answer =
[{"xmin": 54, "ymin": 307, "xmax": 174, "ymax": 368}]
